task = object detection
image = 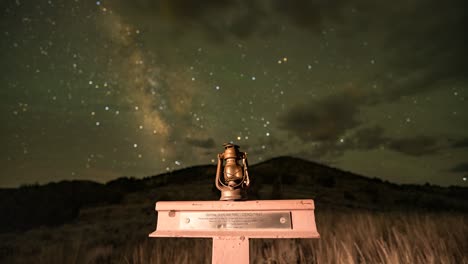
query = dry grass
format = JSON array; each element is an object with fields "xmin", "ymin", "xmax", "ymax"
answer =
[
  {"xmin": 249, "ymin": 212, "xmax": 468, "ymax": 264},
  {"xmin": 2, "ymin": 211, "xmax": 466, "ymax": 264},
  {"xmin": 123, "ymin": 238, "xmax": 211, "ymax": 264},
  {"xmin": 119, "ymin": 211, "xmax": 468, "ymax": 263}
]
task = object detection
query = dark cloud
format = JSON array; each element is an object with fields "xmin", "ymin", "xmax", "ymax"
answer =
[
  {"xmin": 292, "ymin": 142, "xmax": 336, "ymax": 161},
  {"xmin": 278, "ymin": 94, "xmax": 361, "ymax": 142},
  {"xmin": 347, "ymin": 128, "xmax": 443, "ymax": 157},
  {"xmin": 112, "ymin": 0, "xmax": 232, "ymax": 20},
  {"xmin": 347, "ymin": 126, "xmax": 387, "ymax": 150},
  {"xmin": 367, "ymin": 0, "xmax": 468, "ymax": 102},
  {"xmin": 271, "ymin": 0, "xmax": 349, "ymax": 31},
  {"xmin": 451, "ymin": 138, "xmax": 468, "ymax": 149},
  {"xmin": 109, "ymin": 0, "xmax": 271, "ymax": 41},
  {"xmin": 387, "ymin": 136, "xmax": 440, "ymax": 156},
  {"xmin": 109, "ymin": 0, "xmax": 467, "ymax": 86},
  {"xmin": 334, "ymin": 127, "xmax": 443, "ymax": 158},
  {"xmin": 307, "ymin": 126, "xmax": 388, "ymax": 158},
  {"xmin": 289, "ymin": 124, "xmax": 442, "ymax": 159},
  {"xmin": 109, "ymin": 0, "xmax": 355, "ymax": 41},
  {"xmin": 277, "ymin": 84, "xmax": 446, "ymax": 158},
  {"xmin": 185, "ymin": 137, "xmax": 216, "ymax": 149},
  {"xmin": 449, "ymin": 162, "xmax": 468, "ymax": 173},
  {"xmin": 306, "ymin": 126, "xmax": 387, "ymax": 158}
]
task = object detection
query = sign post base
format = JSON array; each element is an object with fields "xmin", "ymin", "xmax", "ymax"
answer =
[
  {"xmin": 149, "ymin": 199, "xmax": 319, "ymax": 264},
  {"xmin": 212, "ymin": 236, "xmax": 249, "ymax": 264}
]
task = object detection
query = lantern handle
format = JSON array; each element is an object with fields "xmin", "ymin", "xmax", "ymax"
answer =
[
  {"xmin": 241, "ymin": 152, "xmax": 250, "ymax": 187},
  {"xmin": 215, "ymin": 153, "xmax": 228, "ymax": 189}
]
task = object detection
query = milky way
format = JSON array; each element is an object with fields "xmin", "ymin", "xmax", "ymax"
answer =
[{"xmin": 1, "ymin": 0, "xmax": 467, "ymax": 187}]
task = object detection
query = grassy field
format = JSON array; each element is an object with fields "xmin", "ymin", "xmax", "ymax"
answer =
[
  {"xmin": 3, "ymin": 210, "xmax": 466, "ymax": 264},
  {"xmin": 2, "ymin": 159, "xmax": 467, "ymax": 263}
]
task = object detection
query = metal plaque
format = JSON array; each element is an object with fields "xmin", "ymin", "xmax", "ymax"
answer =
[{"xmin": 179, "ymin": 211, "xmax": 292, "ymax": 230}]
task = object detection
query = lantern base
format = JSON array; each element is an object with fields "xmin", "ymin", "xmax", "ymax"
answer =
[{"xmin": 219, "ymin": 188, "xmax": 248, "ymax": 201}]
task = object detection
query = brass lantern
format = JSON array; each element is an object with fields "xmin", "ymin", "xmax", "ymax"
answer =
[{"xmin": 215, "ymin": 143, "xmax": 250, "ymax": 200}]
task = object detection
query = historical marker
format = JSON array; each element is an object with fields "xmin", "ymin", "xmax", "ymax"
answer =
[
  {"xmin": 149, "ymin": 144, "xmax": 320, "ymax": 263},
  {"xmin": 179, "ymin": 211, "xmax": 292, "ymax": 230}
]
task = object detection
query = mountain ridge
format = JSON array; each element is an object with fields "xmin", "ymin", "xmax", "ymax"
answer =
[{"xmin": 1, "ymin": 156, "xmax": 467, "ymax": 233}]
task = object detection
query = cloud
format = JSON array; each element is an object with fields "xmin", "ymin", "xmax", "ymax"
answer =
[
  {"xmin": 449, "ymin": 162, "xmax": 468, "ymax": 173},
  {"xmin": 451, "ymin": 138, "xmax": 468, "ymax": 149},
  {"xmin": 279, "ymin": 120, "xmax": 443, "ymax": 159},
  {"xmin": 108, "ymin": 0, "xmax": 357, "ymax": 42},
  {"xmin": 108, "ymin": 0, "xmax": 467, "ymax": 94},
  {"xmin": 108, "ymin": 0, "xmax": 270, "ymax": 41},
  {"xmin": 302, "ymin": 126, "xmax": 388, "ymax": 159},
  {"xmin": 185, "ymin": 137, "xmax": 216, "ymax": 149},
  {"xmin": 387, "ymin": 136, "xmax": 440, "ymax": 156},
  {"xmin": 278, "ymin": 93, "xmax": 361, "ymax": 142},
  {"xmin": 346, "ymin": 126, "xmax": 387, "ymax": 150},
  {"xmin": 272, "ymin": 0, "xmax": 349, "ymax": 31},
  {"xmin": 274, "ymin": 0, "xmax": 465, "ymax": 155},
  {"xmin": 106, "ymin": 0, "xmax": 466, "ymax": 163},
  {"xmin": 364, "ymin": 1, "xmax": 467, "ymax": 102},
  {"xmin": 339, "ymin": 126, "xmax": 443, "ymax": 157},
  {"xmin": 277, "ymin": 94, "xmax": 442, "ymax": 158},
  {"xmin": 347, "ymin": 127, "xmax": 442, "ymax": 157}
]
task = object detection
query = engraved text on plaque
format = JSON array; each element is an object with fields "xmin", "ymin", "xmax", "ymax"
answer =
[{"xmin": 179, "ymin": 211, "xmax": 292, "ymax": 230}]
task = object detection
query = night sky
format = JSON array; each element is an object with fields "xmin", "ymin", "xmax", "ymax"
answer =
[{"xmin": 1, "ymin": 0, "xmax": 467, "ymax": 187}]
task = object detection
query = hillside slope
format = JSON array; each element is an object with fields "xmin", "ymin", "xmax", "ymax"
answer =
[{"xmin": 1, "ymin": 156, "xmax": 467, "ymax": 234}]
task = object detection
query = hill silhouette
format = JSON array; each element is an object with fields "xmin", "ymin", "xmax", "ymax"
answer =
[{"xmin": 1, "ymin": 156, "xmax": 467, "ymax": 233}]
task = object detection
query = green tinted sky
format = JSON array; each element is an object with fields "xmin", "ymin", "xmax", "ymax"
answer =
[{"xmin": 1, "ymin": 0, "xmax": 467, "ymax": 187}]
